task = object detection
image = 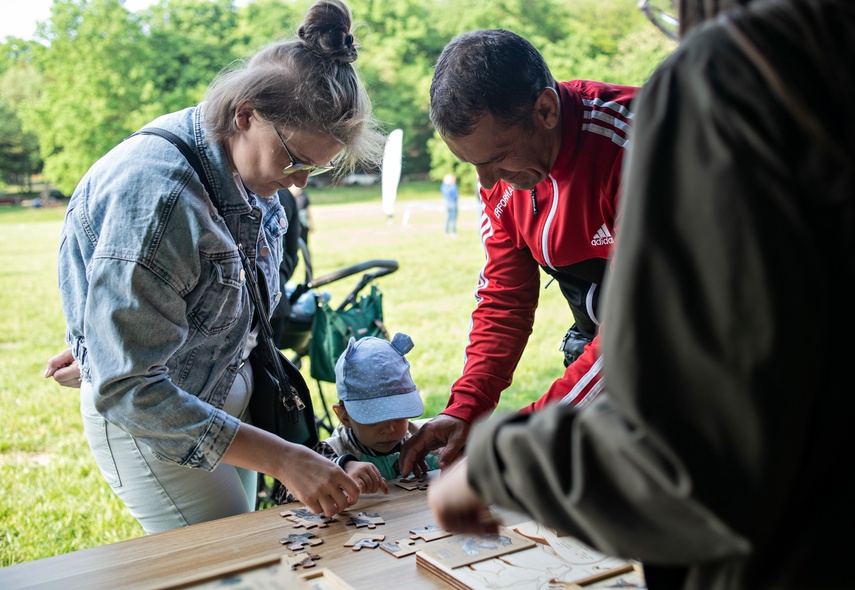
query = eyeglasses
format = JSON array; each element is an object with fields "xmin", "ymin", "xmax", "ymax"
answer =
[
  {"xmin": 271, "ymin": 124, "xmax": 336, "ymax": 177},
  {"xmin": 637, "ymin": 0, "xmax": 679, "ymax": 41}
]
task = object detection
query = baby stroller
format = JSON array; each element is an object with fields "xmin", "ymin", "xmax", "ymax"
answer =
[{"xmin": 272, "ymin": 239, "xmax": 399, "ymax": 436}]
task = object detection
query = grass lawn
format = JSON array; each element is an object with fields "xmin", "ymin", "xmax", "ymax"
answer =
[{"xmin": 0, "ymin": 181, "xmax": 569, "ymax": 566}]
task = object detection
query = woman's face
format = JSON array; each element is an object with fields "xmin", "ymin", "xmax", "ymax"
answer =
[{"xmin": 225, "ymin": 104, "xmax": 343, "ymax": 198}]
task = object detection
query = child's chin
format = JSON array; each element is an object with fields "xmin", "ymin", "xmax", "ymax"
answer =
[{"xmin": 372, "ymin": 441, "xmax": 399, "ymax": 453}]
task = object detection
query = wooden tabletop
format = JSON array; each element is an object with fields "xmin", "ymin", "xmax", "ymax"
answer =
[{"xmin": 0, "ymin": 472, "xmax": 528, "ymax": 590}]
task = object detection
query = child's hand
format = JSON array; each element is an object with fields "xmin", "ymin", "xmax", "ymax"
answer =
[{"xmin": 344, "ymin": 461, "xmax": 389, "ymax": 495}]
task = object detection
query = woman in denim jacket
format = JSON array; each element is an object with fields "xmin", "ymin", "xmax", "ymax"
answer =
[{"xmin": 54, "ymin": 0, "xmax": 385, "ymax": 534}]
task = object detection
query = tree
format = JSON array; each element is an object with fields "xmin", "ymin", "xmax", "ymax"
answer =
[
  {"xmin": 0, "ymin": 42, "xmax": 44, "ymax": 191},
  {"xmin": 18, "ymin": 0, "xmax": 150, "ymax": 194},
  {"xmin": 344, "ymin": 0, "xmax": 446, "ymax": 174},
  {"xmin": 9, "ymin": 0, "xmax": 677, "ymax": 191},
  {"xmin": 428, "ymin": 131, "xmax": 476, "ymax": 195},
  {"xmin": 0, "ymin": 101, "xmax": 39, "ymax": 190},
  {"xmin": 232, "ymin": 0, "xmax": 305, "ymax": 56},
  {"xmin": 134, "ymin": 0, "xmax": 240, "ymax": 127}
]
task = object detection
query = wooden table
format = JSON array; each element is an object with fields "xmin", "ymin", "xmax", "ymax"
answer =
[{"xmin": 0, "ymin": 472, "xmax": 528, "ymax": 590}]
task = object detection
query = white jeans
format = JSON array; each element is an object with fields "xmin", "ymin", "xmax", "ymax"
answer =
[{"xmin": 80, "ymin": 363, "xmax": 257, "ymax": 534}]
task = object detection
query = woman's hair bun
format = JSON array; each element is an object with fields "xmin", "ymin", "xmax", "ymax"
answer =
[{"xmin": 298, "ymin": 0, "xmax": 358, "ymax": 64}]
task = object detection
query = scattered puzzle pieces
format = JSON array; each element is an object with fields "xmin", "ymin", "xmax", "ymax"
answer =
[
  {"xmin": 344, "ymin": 532, "xmax": 385, "ymax": 551},
  {"xmin": 396, "ymin": 476, "xmax": 429, "ymax": 491},
  {"xmin": 381, "ymin": 525, "xmax": 451, "ymax": 558},
  {"xmin": 409, "ymin": 524, "xmax": 451, "ymax": 542},
  {"xmin": 280, "ymin": 508, "xmax": 335, "ymax": 530},
  {"xmin": 344, "ymin": 511, "xmax": 385, "ymax": 529},
  {"xmin": 279, "ymin": 532, "xmax": 323, "ymax": 551},
  {"xmin": 281, "ymin": 552, "xmax": 322, "ymax": 570},
  {"xmin": 380, "ymin": 538, "xmax": 420, "ymax": 558}
]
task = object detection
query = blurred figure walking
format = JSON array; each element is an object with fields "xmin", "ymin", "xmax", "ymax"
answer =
[{"xmin": 440, "ymin": 172, "xmax": 459, "ymax": 236}]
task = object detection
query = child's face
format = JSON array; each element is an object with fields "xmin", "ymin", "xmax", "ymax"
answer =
[{"xmin": 336, "ymin": 405, "xmax": 410, "ymax": 453}]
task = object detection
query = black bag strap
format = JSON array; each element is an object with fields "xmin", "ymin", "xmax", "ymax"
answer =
[
  {"xmin": 129, "ymin": 128, "xmax": 216, "ymax": 196},
  {"xmin": 128, "ymin": 127, "xmax": 305, "ymax": 413},
  {"xmin": 239, "ymin": 244, "xmax": 305, "ymax": 413}
]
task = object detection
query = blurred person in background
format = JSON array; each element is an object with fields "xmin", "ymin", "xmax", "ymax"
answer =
[
  {"xmin": 288, "ymin": 184, "xmax": 313, "ymax": 246},
  {"xmin": 440, "ymin": 172, "xmax": 459, "ymax": 236}
]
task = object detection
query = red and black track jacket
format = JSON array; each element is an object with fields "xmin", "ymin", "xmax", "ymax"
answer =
[{"xmin": 444, "ymin": 80, "xmax": 637, "ymax": 424}]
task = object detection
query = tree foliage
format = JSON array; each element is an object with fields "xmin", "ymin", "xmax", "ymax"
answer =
[
  {"xmin": 348, "ymin": 0, "xmax": 443, "ymax": 172},
  {"xmin": 16, "ymin": 0, "xmax": 150, "ymax": 194},
  {"xmin": 137, "ymin": 0, "xmax": 240, "ymax": 121},
  {"xmin": 0, "ymin": 53, "xmax": 44, "ymax": 189},
  {"xmin": 0, "ymin": 0, "xmax": 675, "ymax": 194},
  {"xmin": 232, "ymin": 0, "xmax": 306, "ymax": 56}
]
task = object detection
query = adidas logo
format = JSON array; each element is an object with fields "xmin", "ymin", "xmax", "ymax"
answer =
[{"xmin": 591, "ymin": 223, "xmax": 614, "ymax": 246}]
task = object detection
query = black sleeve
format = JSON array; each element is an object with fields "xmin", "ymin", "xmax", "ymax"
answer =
[
  {"xmin": 271, "ymin": 189, "xmax": 300, "ymax": 336},
  {"xmin": 276, "ymin": 189, "xmax": 300, "ymax": 284}
]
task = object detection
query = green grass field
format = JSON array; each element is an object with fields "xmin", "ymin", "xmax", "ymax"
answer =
[{"xmin": 0, "ymin": 181, "xmax": 569, "ymax": 566}]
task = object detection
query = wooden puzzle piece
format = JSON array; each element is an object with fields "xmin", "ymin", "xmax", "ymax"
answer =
[
  {"xmin": 409, "ymin": 523, "xmax": 451, "ymax": 543},
  {"xmin": 565, "ymin": 563, "xmax": 643, "ymax": 589},
  {"xmin": 380, "ymin": 537, "xmax": 421, "ymax": 558},
  {"xmin": 280, "ymin": 508, "xmax": 335, "ymax": 530},
  {"xmin": 343, "ymin": 532, "xmax": 385, "ymax": 551},
  {"xmin": 344, "ymin": 511, "xmax": 384, "ymax": 529},
  {"xmin": 417, "ymin": 527, "xmax": 536, "ymax": 569},
  {"xmin": 395, "ymin": 476, "xmax": 429, "ymax": 491},
  {"xmin": 299, "ymin": 568, "xmax": 356, "ymax": 589},
  {"xmin": 279, "ymin": 532, "xmax": 323, "ymax": 551},
  {"xmin": 281, "ymin": 552, "xmax": 322, "ymax": 570}
]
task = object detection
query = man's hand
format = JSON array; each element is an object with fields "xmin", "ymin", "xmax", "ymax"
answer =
[
  {"xmin": 343, "ymin": 460, "xmax": 389, "ymax": 495},
  {"xmin": 44, "ymin": 348, "xmax": 82, "ymax": 388},
  {"xmin": 428, "ymin": 458, "xmax": 500, "ymax": 535},
  {"xmin": 399, "ymin": 414, "xmax": 470, "ymax": 476}
]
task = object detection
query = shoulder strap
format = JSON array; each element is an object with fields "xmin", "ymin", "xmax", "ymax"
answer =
[
  {"xmin": 128, "ymin": 128, "xmax": 215, "ymax": 199},
  {"xmin": 129, "ymin": 127, "xmax": 306, "ymax": 413}
]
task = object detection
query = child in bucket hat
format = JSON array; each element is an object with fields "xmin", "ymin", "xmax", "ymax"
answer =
[
  {"xmin": 274, "ymin": 332, "xmax": 438, "ymax": 505},
  {"xmin": 324, "ymin": 332, "xmax": 440, "ymax": 480}
]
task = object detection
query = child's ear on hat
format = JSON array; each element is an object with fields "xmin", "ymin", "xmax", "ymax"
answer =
[
  {"xmin": 390, "ymin": 333, "xmax": 414, "ymax": 355},
  {"xmin": 332, "ymin": 402, "xmax": 350, "ymax": 426}
]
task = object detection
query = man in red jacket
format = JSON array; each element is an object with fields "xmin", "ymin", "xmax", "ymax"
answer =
[{"xmin": 399, "ymin": 29, "xmax": 637, "ymax": 475}]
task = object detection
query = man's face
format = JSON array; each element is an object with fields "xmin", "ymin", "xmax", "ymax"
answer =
[{"xmin": 442, "ymin": 112, "xmax": 557, "ymax": 192}]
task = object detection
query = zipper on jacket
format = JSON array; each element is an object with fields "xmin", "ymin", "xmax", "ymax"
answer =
[{"xmin": 540, "ymin": 176, "xmax": 559, "ymax": 270}]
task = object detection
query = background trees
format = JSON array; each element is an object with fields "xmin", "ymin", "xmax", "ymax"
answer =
[{"xmin": 0, "ymin": 0, "xmax": 675, "ymax": 195}]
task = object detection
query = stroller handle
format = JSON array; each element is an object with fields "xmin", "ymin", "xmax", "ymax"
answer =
[
  {"xmin": 307, "ymin": 259, "xmax": 398, "ymax": 290},
  {"xmin": 310, "ymin": 260, "xmax": 398, "ymax": 312}
]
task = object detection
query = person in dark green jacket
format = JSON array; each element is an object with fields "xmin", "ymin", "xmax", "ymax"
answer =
[{"xmin": 428, "ymin": 1, "xmax": 855, "ymax": 588}]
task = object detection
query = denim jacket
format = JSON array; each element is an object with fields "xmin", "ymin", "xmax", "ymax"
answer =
[{"xmin": 59, "ymin": 105, "xmax": 287, "ymax": 471}]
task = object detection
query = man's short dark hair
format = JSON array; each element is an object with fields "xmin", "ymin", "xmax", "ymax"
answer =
[{"xmin": 429, "ymin": 29, "xmax": 556, "ymax": 139}]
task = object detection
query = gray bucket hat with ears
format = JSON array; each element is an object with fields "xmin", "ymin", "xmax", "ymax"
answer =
[{"xmin": 334, "ymin": 332, "xmax": 424, "ymax": 425}]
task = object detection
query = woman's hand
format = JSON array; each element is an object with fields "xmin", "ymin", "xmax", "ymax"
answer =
[
  {"xmin": 44, "ymin": 348, "xmax": 82, "ymax": 388},
  {"xmin": 343, "ymin": 460, "xmax": 389, "ymax": 495},
  {"xmin": 224, "ymin": 425, "xmax": 362, "ymax": 517},
  {"xmin": 428, "ymin": 458, "xmax": 501, "ymax": 535},
  {"xmin": 272, "ymin": 443, "xmax": 362, "ymax": 517}
]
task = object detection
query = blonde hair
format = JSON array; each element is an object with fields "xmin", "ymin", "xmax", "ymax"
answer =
[{"xmin": 203, "ymin": 0, "xmax": 384, "ymax": 174}]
